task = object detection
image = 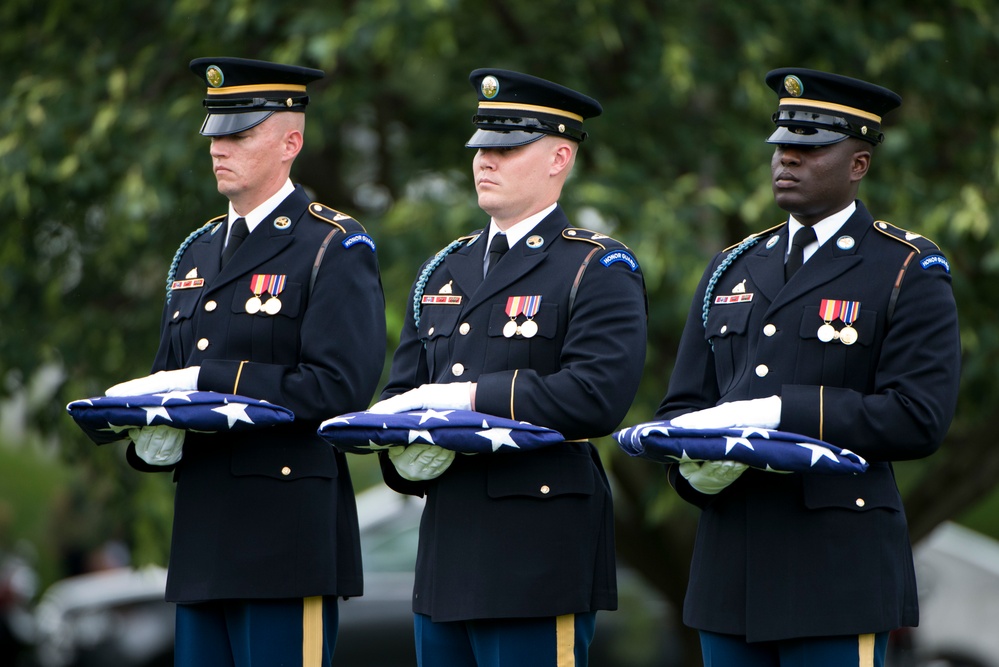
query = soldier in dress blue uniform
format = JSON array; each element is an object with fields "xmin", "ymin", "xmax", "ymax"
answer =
[
  {"xmin": 104, "ymin": 57, "xmax": 386, "ymax": 666},
  {"xmin": 655, "ymin": 68, "xmax": 961, "ymax": 666},
  {"xmin": 368, "ymin": 69, "xmax": 648, "ymax": 667}
]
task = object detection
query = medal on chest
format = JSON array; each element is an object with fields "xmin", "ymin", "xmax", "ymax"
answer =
[
  {"xmin": 818, "ymin": 299, "xmax": 861, "ymax": 345},
  {"xmin": 245, "ymin": 274, "xmax": 287, "ymax": 316},
  {"xmin": 503, "ymin": 295, "xmax": 542, "ymax": 338}
]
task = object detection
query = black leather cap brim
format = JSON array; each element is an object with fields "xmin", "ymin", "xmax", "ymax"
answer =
[
  {"xmin": 199, "ymin": 111, "xmax": 275, "ymax": 137},
  {"xmin": 465, "ymin": 129, "xmax": 547, "ymax": 149},
  {"xmin": 766, "ymin": 126, "xmax": 850, "ymax": 146}
]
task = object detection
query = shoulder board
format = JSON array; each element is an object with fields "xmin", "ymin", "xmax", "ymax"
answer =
[
  {"xmin": 447, "ymin": 230, "xmax": 483, "ymax": 250},
  {"xmin": 463, "ymin": 230, "xmax": 484, "ymax": 244},
  {"xmin": 723, "ymin": 222, "xmax": 784, "ymax": 252},
  {"xmin": 205, "ymin": 214, "xmax": 226, "ymax": 235},
  {"xmin": 561, "ymin": 228, "xmax": 629, "ymax": 249},
  {"xmin": 873, "ymin": 220, "xmax": 941, "ymax": 254},
  {"xmin": 308, "ymin": 202, "xmax": 361, "ymax": 233}
]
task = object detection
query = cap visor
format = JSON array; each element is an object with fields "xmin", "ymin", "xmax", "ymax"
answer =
[
  {"xmin": 766, "ymin": 126, "xmax": 849, "ymax": 146},
  {"xmin": 200, "ymin": 111, "xmax": 274, "ymax": 137},
  {"xmin": 465, "ymin": 129, "xmax": 547, "ymax": 149}
]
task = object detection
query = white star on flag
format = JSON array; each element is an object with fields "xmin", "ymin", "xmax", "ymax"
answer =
[
  {"xmin": 363, "ymin": 441, "xmax": 396, "ymax": 451},
  {"xmin": 143, "ymin": 406, "xmax": 173, "ymax": 425},
  {"xmin": 325, "ymin": 415, "xmax": 355, "ymax": 426},
  {"xmin": 417, "ymin": 409, "xmax": 454, "ymax": 424},
  {"xmin": 795, "ymin": 442, "xmax": 839, "ymax": 466},
  {"xmin": 212, "ymin": 402, "xmax": 255, "ymax": 428},
  {"xmin": 838, "ymin": 448, "xmax": 866, "ymax": 464},
  {"xmin": 724, "ymin": 436, "xmax": 755, "ymax": 454},
  {"xmin": 154, "ymin": 390, "xmax": 197, "ymax": 404},
  {"xmin": 641, "ymin": 423, "xmax": 671, "ymax": 439},
  {"xmin": 409, "ymin": 429, "xmax": 434, "ymax": 444},
  {"xmin": 475, "ymin": 424, "xmax": 518, "ymax": 451},
  {"xmin": 739, "ymin": 427, "xmax": 771, "ymax": 439}
]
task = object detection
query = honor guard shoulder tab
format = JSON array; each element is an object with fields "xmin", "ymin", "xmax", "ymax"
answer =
[
  {"xmin": 309, "ymin": 202, "xmax": 361, "ymax": 234},
  {"xmin": 873, "ymin": 220, "xmax": 942, "ymax": 254},
  {"xmin": 723, "ymin": 222, "xmax": 784, "ymax": 252}
]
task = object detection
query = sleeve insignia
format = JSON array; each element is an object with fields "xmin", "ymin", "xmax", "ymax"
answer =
[
  {"xmin": 341, "ymin": 232, "xmax": 376, "ymax": 252},
  {"xmin": 919, "ymin": 254, "xmax": 951, "ymax": 273},
  {"xmin": 599, "ymin": 249, "xmax": 639, "ymax": 272}
]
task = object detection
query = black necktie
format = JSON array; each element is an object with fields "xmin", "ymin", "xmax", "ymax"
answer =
[
  {"xmin": 485, "ymin": 233, "xmax": 508, "ymax": 275},
  {"xmin": 221, "ymin": 217, "xmax": 249, "ymax": 267},
  {"xmin": 785, "ymin": 225, "xmax": 817, "ymax": 281}
]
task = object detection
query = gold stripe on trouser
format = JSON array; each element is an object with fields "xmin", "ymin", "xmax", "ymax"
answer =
[
  {"xmin": 858, "ymin": 633, "xmax": 875, "ymax": 667},
  {"xmin": 302, "ymin": 596, "xmax": 323, "ymax": 667},
  {"xmin": 556, "ymin": 614, "xmax": 575, "ymax": 667}
]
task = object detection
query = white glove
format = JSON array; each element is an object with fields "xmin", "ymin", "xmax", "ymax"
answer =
[
  {"xmin": 106, "ymin": 367, "xmax": 201, "ymax": 397},
  {"xmin": 130, "ymin": 425, "xmax": 185, "ymax": 466},
  {"xmin": 387, "ymin": 444, "xmax": 455, "ymax": 481},
  {"xmin": 670, "ymin": 396, "xmax": 781, "ymax": 430},
  {"xmin": 678, "ymin": 460, "xmax": 748, "ymax": 495},
  {"xmin": 368, "ymin": 382, "xmax": 473, "ymax": 414}
]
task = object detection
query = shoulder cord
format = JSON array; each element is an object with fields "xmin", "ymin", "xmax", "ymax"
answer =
[
  {"xmin": 165, "ymin": 221, "xmax": 217, "ymax": 304},
  {"xmin": 412, "ymin": 238, "xmax": 467, "ymax": 330},
  {"xmin": 701, "ymin": 235, "xmax": 763, "ymax": 329}
]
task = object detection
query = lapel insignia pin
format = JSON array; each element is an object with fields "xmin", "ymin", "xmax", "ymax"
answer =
[{"xmin": 836, "ymin": 235, "xmax": 855, "ymax": 250}]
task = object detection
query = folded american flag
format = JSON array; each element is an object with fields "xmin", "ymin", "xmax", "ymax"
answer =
[
  {"xmin": 67, "ymin": 391, "xmax": 295, "ymax": 445},
  {"xmin": 613, "ymin": 421, "xmax": 867, "ymax": 474},
  {"xmin": 318, "ymin": 409, "xmax": 564, "ymax": 454}
]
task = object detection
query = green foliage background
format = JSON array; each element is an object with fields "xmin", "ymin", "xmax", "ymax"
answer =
[{"xmin": 1, "ymin": 0, "xmax": 997, "ymax": 654}]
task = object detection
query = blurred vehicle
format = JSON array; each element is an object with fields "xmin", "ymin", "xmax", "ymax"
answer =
[
  {"xmin": 892, "ymin": 521, "xmax": 999, "ymax": 667},
  {"xmin": 30, "ymin": 566, "xmax": 173, "ymax": 667},
  {"xmin": 25, "ymin": 484, "xmax": 679, "ymax": 667}
]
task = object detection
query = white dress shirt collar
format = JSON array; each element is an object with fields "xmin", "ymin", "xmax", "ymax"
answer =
[
  {"xmin": 786, "ymin": 200, "xmax": 857, "ymax": 263},
  {"xmin": 485, "ymin": 202, "xmax": 558, "ymax": 252},
  {"xmin": 226, "ymin": 179, "xmax": 296, "ymax": 241}
]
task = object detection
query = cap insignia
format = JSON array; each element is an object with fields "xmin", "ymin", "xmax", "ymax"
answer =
[
  {"xmin": 481, "ymin": 75, "xmax": 499, "ymax": 99},
  {"xmin": 206, "ymin": 66, "xmax": 224, "ymax": 88},
  {"xmin": 861, "ymin": 126, "xmax": 868, "ymax": 136},
  {"xmin": 783, "ymin": 75, "xmax": 803, "ymax": 97}
]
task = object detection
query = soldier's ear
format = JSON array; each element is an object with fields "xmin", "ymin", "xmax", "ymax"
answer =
[{"xmin": 850, "ymin": 149, "xmax": 871, "ymax": 182}]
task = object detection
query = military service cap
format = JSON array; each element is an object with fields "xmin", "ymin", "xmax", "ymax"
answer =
[
  {"xmin": 466, "ymin": 69, "xmax": 602, "ymax": 148},
  {"xmin": 765, "ymin": 67, "xmax": 901, "ymax": 146},
  {"xmin": 190, "ymin": 57, "xmax": 324, "ymax": 136}
]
